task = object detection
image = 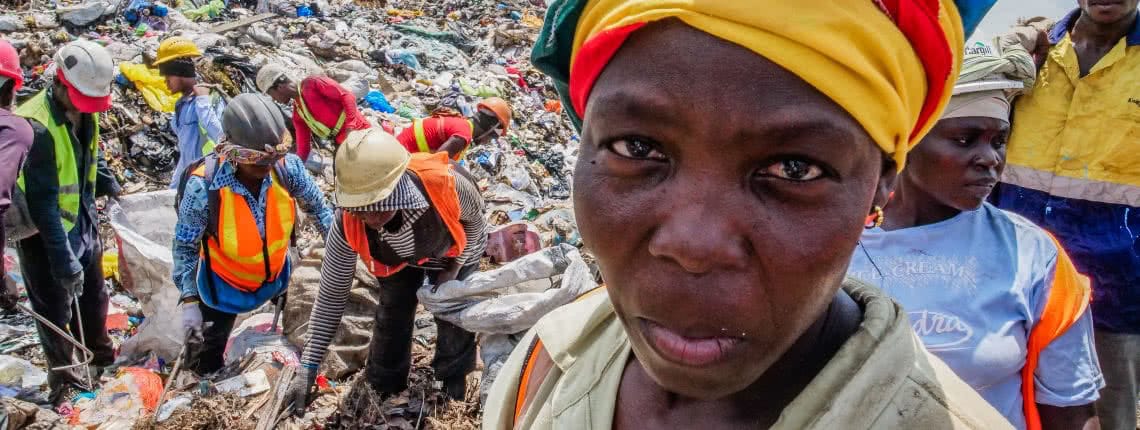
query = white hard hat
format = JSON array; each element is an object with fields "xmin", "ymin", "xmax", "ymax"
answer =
[
  {"xmin": 53, "ymin": 40, "xmax": 114, "ymax": 113},
  {"xmin": 256, "ymin": 63, "xmax": 289, "ymax": 94}
]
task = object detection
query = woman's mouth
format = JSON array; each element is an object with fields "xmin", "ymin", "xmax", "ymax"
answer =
[{"xmin": 640, "ymin": 318, "xmax": 744, "ymax": 368}]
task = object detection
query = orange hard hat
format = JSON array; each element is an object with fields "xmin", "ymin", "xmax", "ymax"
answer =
[{"xmin": 476, "ymin": 97, "xmax": 512, "ymax": 135}]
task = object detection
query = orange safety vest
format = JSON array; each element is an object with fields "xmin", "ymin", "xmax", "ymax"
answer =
[
  {"xmin": 1021, "ymin": 235, "xmax": 1092, "ymax": 430},
  {"xmin": 194, "ymin": 164, "xmax": 297, "ymax": 292},
  {"xmin": 342, "ymin": 152, "xmax": 467, "ymax": 278}
]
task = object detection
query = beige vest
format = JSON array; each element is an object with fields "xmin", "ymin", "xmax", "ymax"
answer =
[{"xmin": 483, "ymin": 280, "xmax": 1013, "ymax": 430}]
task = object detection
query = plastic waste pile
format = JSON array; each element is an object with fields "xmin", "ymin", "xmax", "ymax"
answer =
[{"xmin": 1, "ymin": 0, "xmax": 582, "ymax": 427}]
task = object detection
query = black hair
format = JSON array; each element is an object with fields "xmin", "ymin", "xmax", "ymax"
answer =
[
  {"xmin": 472, "ymin": 108, "xmax": 501, "ymax": 136},
  {"xmin": 0, "ymin": 78, "xmax": 14, "ymax": 107}
]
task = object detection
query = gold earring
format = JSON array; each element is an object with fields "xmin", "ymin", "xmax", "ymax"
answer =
[{"xmin": 866, "ymin": 205, "xmax": 885, "ymax": 229}]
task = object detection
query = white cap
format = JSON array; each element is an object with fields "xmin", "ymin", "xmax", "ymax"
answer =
[
  {"xmin": 53, "ymin": 40, "xmax": 114, "ymax": 99},
  {"xmin": 256, "ymin": 63, "xmax": 289, "ymax": 94}
]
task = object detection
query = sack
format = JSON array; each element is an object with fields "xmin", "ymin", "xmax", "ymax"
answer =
[
  {"xmin": 3, "ymin": 187, "xmax": 37, "ymax": 242},
  {"xmin": 109, "ymin": 191, "xmax": 184, "ymax": 361}
]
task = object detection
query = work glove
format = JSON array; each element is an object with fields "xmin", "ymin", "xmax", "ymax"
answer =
[
  {"xmin": 59, "ymin": 270, "xmax": 84, "ymax": 298},
  {"xmin": 281, "ymin": 365, "xmax": 318, "ymax": 417},
  {"xmin": 179, "ymin": 301, "xmax": 204, "ymax": 342}
]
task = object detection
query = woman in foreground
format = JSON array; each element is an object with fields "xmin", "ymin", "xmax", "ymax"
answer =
[
  {"xmin": 847, "ymin": 41, "xmax": 1103, "ymax": 430},
  {"xmin": 483, "ymin": 0, "xmax": 1011, "ymax": 429}
]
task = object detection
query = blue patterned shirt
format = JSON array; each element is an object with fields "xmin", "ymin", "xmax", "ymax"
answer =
[{"xmin": 172, "ymin": 153, "xmax": 332, "ymax": 299}]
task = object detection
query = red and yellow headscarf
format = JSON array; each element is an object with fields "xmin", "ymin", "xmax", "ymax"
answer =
[{"xmin": 534, "ymin": 0, "xmax": 975, "ymax": 170}]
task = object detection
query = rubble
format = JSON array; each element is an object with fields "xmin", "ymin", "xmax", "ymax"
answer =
[
  {"xmin": 57, "ymin": 1, "xmax": 112, "ymax": 28},
  {"xmin": 2, "ymin": 0, "xmax": 583, "ymax": 427}
]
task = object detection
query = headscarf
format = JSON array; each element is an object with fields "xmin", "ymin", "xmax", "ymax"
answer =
[
  {"xmin": 214, "ymin": 136, "xmax": 292, "ymax": 166},
  {"xmin": 959, "ymin": 39, "xmax": 1037, "ymax": 89},
  {"xmin": 943, "ymin": 37, "xmax": 1037, "ymax": 122},
  {"xmin": 533, "ymin": 0, "xmax": 995, "ymax": 170},
  {"xmin": 941, "ymin": 90, "xmax": 1010, "ymax": 120}
]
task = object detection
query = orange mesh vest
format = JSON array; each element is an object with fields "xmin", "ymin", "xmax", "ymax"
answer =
[
  {"xmin": 195, "ymin": 164, "xmax": 297, "ymax": 292},
  {"xmin": 1021, "ymin": 235, "xmax": 1092, "ymax": 430},
  {"xmin": 343, "ymin": 152, "xmax": 467, "ymax": 278}
]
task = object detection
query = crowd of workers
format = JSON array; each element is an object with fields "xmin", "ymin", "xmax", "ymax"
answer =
[{"xmin": 0, "ymin": 0, "xmax": 1136, "ymax": 429}]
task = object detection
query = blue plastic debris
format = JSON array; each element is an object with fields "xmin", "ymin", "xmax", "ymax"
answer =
[{"xmin": 363, "ymin": 90, "xmax": 395, "ymax": 113}]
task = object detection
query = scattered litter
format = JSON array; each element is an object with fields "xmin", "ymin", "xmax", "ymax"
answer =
[
  {"xmin": 214, "ymin": 369, "xmax": 271, "ymax": 397},
  {"xmin": 0, "ymin": 354, "xmax": 47, "ymax": 389},
  {"xmin": 3, "ymin": 0, "xmax": 583, "ymax": 427}
]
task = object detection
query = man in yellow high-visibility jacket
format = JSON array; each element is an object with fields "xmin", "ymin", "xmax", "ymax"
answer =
[
  {"xmin": 16, "ymin": 40, "xmax": 121, "ymax": 404},
  {"xmin": 992, "ymin": 3, "xmax": 1140, "ymax": 429}
]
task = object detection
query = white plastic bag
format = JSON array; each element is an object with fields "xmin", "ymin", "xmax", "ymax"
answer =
[
  {"xmin": 417, "ymin": 244, "xmax": 595, "ymax": 334},
  {"xmin": 108, "ymin": 191, "xmax": 183, "ymax": 361}
]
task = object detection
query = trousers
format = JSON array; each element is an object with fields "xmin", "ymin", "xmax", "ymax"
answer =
[
  {"xmin": 364, "ymin": 264, "xmax": 478, "ymax": 395},
  {"xmin": 17, "ymin": 234, "xmax": 113, "ymax": 390},
  {"xmin": 1095, "ymin": 330, "xmax": 1139, "ymax": 430}
]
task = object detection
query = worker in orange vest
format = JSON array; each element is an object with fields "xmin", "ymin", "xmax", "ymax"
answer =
[
  {"xmin": 281, "ymin": 128, "xmax": 488, "ymax": 414},
  {"xmin": 172, "ymin": 94, "xmax": 333, "ymax": 375},
  {"xmin": 395, "ymin": 97, "xmax": 512, "ymax": 161}
]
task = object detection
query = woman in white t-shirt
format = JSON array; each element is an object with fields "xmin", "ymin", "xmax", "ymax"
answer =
[{"xmin": 848, "ymin": 43, "xmax": 1103, "ymax": 430}]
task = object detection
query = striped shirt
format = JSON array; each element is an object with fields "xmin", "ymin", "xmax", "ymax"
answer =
[{"xmin": 300, "ymin": 170, "xmax": 486, "ymax": 368}]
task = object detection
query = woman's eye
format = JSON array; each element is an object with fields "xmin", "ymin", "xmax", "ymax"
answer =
[
  {"xmin": 760, "ymin": 159, "xmax": 825, "ymax": 181},
  {"xmin": 609, "ymin": 138, "xmax": 667, "ymax": 161}
]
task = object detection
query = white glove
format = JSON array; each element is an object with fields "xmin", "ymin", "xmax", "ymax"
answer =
[{"xmin": 180, "ymin": 301, "xmax": 204, "ymax": 341}]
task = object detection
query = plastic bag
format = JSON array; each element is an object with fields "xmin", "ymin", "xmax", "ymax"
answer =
[
  {"xmin": 73, "ymin": 367, "xmax": 162, "ymax": 426},
  {"xmin": 417, "ymin": 244, "xmax": 596, "ymax": 334},
  {"xmin": 109, "ymin": 191, "xmax": 183, "ymax": 361},
  {"xmin": 0, "ymin": 355, "xmax": 47, "ymax": 389},
  {"xmin": 224, "ymin": 313, "xmax": 299, "ymax": 366},
  {"xmin": 364, "ymin": 90, "xmax": 395, "ymax": 113},
  {"xmin": 119, "ymin": 63, "xmax": 177, "ymax": 113}
]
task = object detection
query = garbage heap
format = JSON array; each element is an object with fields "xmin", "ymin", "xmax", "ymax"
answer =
[{"xmin": 0, "ymin": 0, "xmax": 586, "ymax": 428}]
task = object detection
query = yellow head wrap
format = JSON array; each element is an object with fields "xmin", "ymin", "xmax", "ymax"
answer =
[{"xmin": 558, "ymin": 0, "xmax": 965, "ymax": 170}]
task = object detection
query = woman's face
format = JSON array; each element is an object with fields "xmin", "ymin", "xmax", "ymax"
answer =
[
  {"xmin": 576, "ymin": 22, "xmax": 893, "ymax": 400},
  {"xmin": 904, "ymin": 116, "xmax": 1008, "ymax": 211}
]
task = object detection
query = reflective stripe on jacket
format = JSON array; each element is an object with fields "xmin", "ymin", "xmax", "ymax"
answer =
[
  {"xmin": 13, "ymin": 90, "xmax": 98, "ymax": 233},
  {"xmin": 413, "ymin": 117, "xmax": 473, "ymax": 160},
  {"xmin": 995, "ymin": 10, "xmax": 1140, "ymax": 333},
  {"xmin": 295, "ymin": 85, "xmax": 346, "ymax": 140},
  {"xmin": 194, "ymin": 163, "xmax": 296, "ymax": 292}
]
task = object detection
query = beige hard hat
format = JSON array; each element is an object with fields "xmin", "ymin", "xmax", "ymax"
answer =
[
  {"xmin": 256, "ymin": 63, "xmax": 289, "ymax": 93},
  {"xmin": 334, "ymin": 129, "xmax": 411, "ymax": 208}
]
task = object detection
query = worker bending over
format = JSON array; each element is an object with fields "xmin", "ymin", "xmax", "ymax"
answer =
[
  {"xmin": 282, "ymin": 129, "xmax": 487, "ymax": 414},
  {"xmin": 256, "ymin": 64, "xmax": 370, "ymax": 162},
  {"xmin": 395, "ymin": 97, "xmax": 511, "ymax": 161},
  {"xmin": 172, "ymin": 94, "xmax": 333, "ymax": 375},
  {"xmin": 16, "ymin": 40, "xmax": 121, "ymax": 403},
  {"xmin": 154, "ymin": 36, "xmax": 225, "ymax": 189}
]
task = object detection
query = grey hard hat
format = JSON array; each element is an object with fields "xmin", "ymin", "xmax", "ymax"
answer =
[{"xmin": 222, "ymin": 93, "xmax": 288, "ymax": 150}]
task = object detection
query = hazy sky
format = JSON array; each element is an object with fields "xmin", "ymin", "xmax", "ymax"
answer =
[{"xmin": 973, "ymin": 0, "xmax": 1073, "ymax": 41}]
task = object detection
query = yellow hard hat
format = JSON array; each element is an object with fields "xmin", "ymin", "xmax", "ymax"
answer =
[
  {"xmin": 154, "ymin": 36, "xmax": 202, "ymax": 65},
  {"xmin": 334, "ymin": 129, "xmax": 411, "ymax": 208}
]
